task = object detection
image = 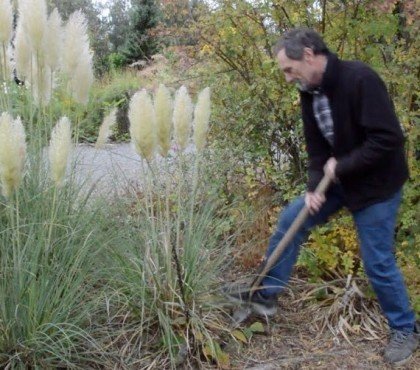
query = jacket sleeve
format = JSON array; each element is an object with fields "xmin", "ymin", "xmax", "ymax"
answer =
[
  {"xmin": 335, "ymin": 70, "xmax": 405, "ymax": 178},
  {"xmin": 301, "ymin": 94, "xmax": 331, "ymax": 192}
]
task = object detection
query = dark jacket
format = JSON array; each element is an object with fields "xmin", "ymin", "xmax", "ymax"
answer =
[{"xmin": 300, "ymin": 53, "xmax": 409, "ymax": 211}]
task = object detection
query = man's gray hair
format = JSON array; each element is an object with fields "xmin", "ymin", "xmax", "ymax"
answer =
[{"xmin": 273, "ymin": 28, "xmax": 329, "ymax": 60}]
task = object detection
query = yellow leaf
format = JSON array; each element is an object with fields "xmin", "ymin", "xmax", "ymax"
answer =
[
  {"xmin": 203, "ymin": 340, "xmax": 231, "ymax": 368},
  {"xmin": 172, "ymin": 317, "xmax": 187, "ymax": 326},
  {"xmin": 202, "ymin": 344, "xmax": 212, "ymax": 359},
  {"xmin": 192, "ymin": 328, "xmax": 204, "ymax": 342},
  {"xmin": 231, "ymin": 329, "xmax": 248, "ymax": 343},
  {"xmin": 218, "ymin": 351, "xmax": 230, "ymax": 369},
  {"xmin": 249, "ymin": 321, "xmax": 264, "ymax": 333}
]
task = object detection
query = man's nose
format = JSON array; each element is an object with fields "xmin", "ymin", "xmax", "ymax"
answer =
[{"xmin": 285, "ymin": 74, "xmax": 294, "ymax": 83}]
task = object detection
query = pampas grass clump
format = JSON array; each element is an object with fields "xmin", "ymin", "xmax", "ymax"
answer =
[
  {"xmin": 96, "ymin": 108, "xmax": 117, "ymax": 149},
  {"xmin": 4, "ymin": 3, "xmax": 93, "ymax": 107},
  {"xmin": 129, "ymin": 89, "xmax": 157, "ymax": 161},
  {"xmin": 173, "ymin": 85, "xmax": 193, "ymax": 151},
  {"xmin": 0, "ymin": 113, "xmax": 27, "ymax": 198},
  {"xmin": 154, "ymin": 84, "xmax": 173, "ymax": 157},
  {"xmin": 49, "ymin": 117, "xmax": 72, "ymax": 186},
  {"xmin": 193, "ymin": 87, "xmax": 211, "ymax": 151}
]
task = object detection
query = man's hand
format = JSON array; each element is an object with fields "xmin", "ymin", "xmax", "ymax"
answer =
[
  {"xmin": 305, "ymin": 157, "xmax": 337, "ymax": 214},
  {"xmin": 305, "ymin": 191, "xmax": 325, "ymax": 215},
  {"xmin": 324, "ymin": 157, "xmax": 337, "ymax": 181}
]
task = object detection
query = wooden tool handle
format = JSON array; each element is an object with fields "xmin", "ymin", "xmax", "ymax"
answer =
[{"xmin": 249, "ymin": 175, "xmax": 332, "ymax": 296}]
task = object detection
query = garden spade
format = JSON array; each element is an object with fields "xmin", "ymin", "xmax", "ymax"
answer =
[{"xmin": 230, "ymin": 174, "xmax": 332, "ymax": 325}]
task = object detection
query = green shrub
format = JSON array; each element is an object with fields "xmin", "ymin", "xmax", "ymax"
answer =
[
  {"xmin": 197, "ymin": 0, "xmax": 419, "ymax": 293},
  {"xmin": 297, "ymin": 213, "xmax": 360, "ymax": 282},
  {"xmin": 79, "ymin": 70, "xmax": 142, "ymax": 142},
  {"xmin": 107, "ymin": 52, "xmax": 128, "ymax": 71}
]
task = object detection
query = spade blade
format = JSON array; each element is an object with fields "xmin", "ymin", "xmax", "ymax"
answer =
[{"xmin": 231, "ymin": 305, "xmax": 252, "ymax": 326}]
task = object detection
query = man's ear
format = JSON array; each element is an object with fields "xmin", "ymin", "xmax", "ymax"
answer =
[{"xmin": 303, "ymin": 47, "xmax": 314, "ymax": 62}]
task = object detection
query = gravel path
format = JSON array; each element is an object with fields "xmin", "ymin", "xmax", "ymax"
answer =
[
  {"xmin": 72, "ymin": 142, "xmax": 195, "ymax": 197},
  {"xmin": 72, "ymin": 143, "xmax": 142, "ymax": 197}
]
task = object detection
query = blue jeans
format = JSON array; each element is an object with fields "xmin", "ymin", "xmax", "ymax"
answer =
[{"xmin": 261, "ymin": 185, "xmax": 415, "ymax": 332}]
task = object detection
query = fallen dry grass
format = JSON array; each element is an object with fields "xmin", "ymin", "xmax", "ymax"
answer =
[{"xmin": 221, "ymin": 278, "xmax": 419, "ymax": 370}]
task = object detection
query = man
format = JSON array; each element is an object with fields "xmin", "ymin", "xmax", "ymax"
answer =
[{"xmin": 226, "ymin": 28, "xmax": 418, "ymax": 365}]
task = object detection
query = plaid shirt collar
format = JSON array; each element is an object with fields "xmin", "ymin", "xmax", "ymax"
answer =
[{"xmin": 312, "ymin": 92, "xmax": 334, "ymax": 146}]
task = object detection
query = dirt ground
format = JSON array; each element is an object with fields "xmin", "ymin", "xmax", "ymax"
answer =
[
  {"xmin": 220, "ymin": 254, "xmax": 418, "ymax": 369},
  {"xmin": 223, "ymin": 293, "xmax": 419, "ymax": 370}
]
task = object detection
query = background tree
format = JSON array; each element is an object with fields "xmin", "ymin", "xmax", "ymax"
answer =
[
  {"xmin": 120, "ymin": 0, "xmax": 160, "ymax": 63},
  {"xmin": 106, "ymin": 0, "xmax": 131, "ymax": 53},
  {"xmin": 156, "ymin": 0, "xmax": 203, "ymax": 46}
]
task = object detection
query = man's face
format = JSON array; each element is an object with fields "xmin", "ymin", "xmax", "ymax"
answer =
[{"xmin": 277, "ymin": 48, "xmax": 318, "ymax": 91}]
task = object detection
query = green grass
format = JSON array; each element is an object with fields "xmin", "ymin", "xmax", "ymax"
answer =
[
  {"xmin": 0, "ymin": 152, "xmax": 118, "ymax": 368},
  {"xmin": 79, "ymin": 69, "xmax": 143, "ymax": 143}
]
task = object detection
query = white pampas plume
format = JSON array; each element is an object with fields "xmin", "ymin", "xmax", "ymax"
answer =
[
  {"xmin": 49, "ymin": 117, "xmax": 72, "ymax": 187},
  {"xmin": 0, "ymin": 44, "xmax": 13, "ymax": 80},
  {"xmin": 154, "ymin": 84, "xmax": 173, "ymax": 157},
  {"xmin": 14, "ymin": 21, "xmax": 31, "ymax": 80},
  {"xmin": 129, "ymin": 89, "xmax": 157, "ymax": 161},
  {"xmin": 95, "ymin": 108, "xmax": 117, "ymax": 149},
  {"xmin": 69, "ymin": 49, "xmax": 94, "ymax": 105},
  {"xmin": 61, "ymin": 11, "xmax": 93, "ymax": 105},
  {"xmin": 0, "ymin": 113, "xmax": 27, "ymax": 198},
  {"xmin": 193, "ymin": 87, "xmax": 211, "ymax": 151},
  {"xmin": 19, "ymin": 0, "xmax": 48, "ymax": 53},
  {"xmin": 43, "ymin": 8, "xmax": 62, "ymax": 72},
  {"xmin": 61, "ymin": 10, "xmax": 89, "ymax": 78},
  {"xmin": 0, "ymin": 0, "xmax": 13, "ymax": 44},
  {"xmin": 173, "ymin": 85, "xmax": 193, "ymax": 151},
  {"xmin": 31, "ymin": 56, "xmax": 52, "ymax": 105}
]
